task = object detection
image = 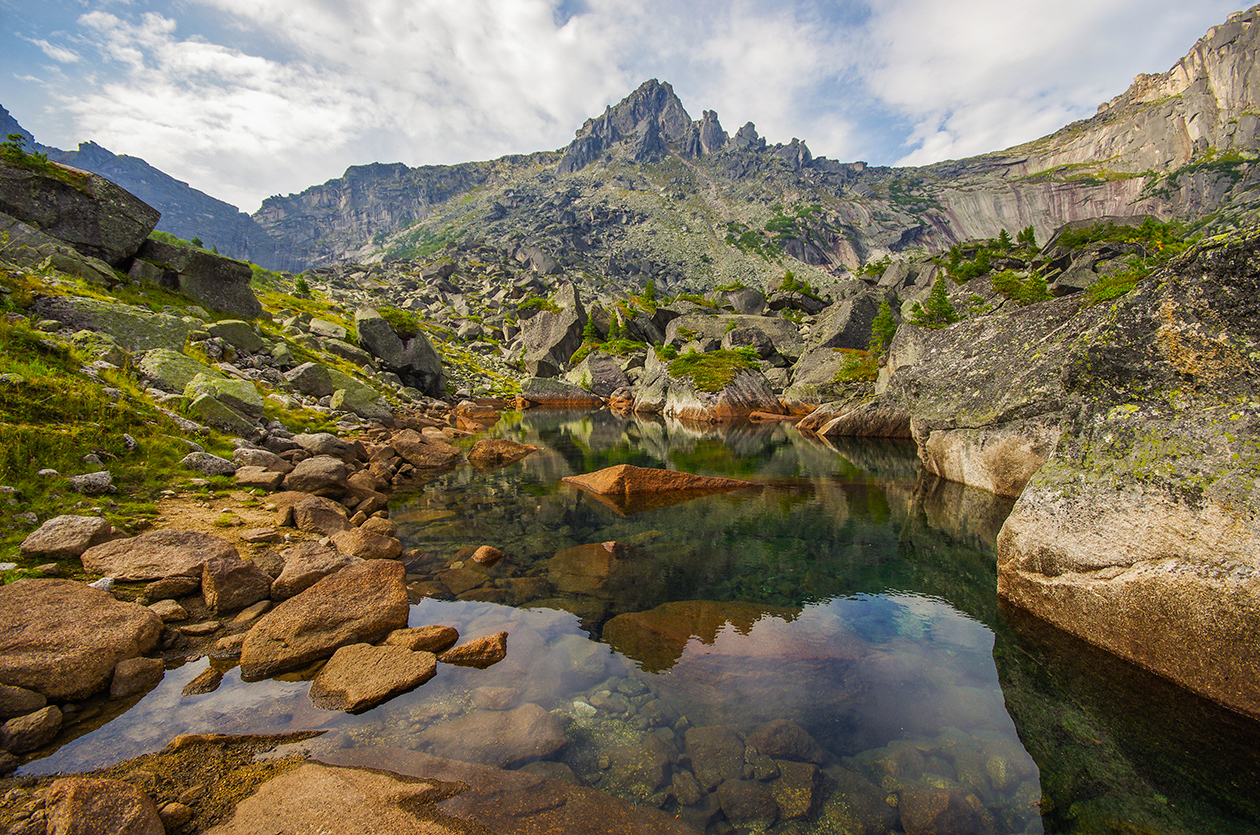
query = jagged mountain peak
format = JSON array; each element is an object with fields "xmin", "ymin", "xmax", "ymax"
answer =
[{"xmin": 558, "ymin": 79, "xmax": 730, "ymax": 173}]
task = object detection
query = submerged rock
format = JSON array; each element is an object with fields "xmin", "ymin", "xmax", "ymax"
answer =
[
  {"xmin": 308, "ymin": 643, "xmax": 437, "ymax": 713},
  {"xmin": 467, "ymin": 438, "xmax": 538, "ymax": 472},
  {"xmin": 420, "ymin": 703, "xmax": 566, "ymax": 767}
]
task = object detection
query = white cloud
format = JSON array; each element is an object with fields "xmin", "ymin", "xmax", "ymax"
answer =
[
  {"xmin": 856, "ymin": 0, "xmax": 1241, "ymax": 165},
  {"xmin": 28, "ymin": 38, "xmax": 80, "ymax": 64}
]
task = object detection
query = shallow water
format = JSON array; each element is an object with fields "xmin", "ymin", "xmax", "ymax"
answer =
[{"xmin": 25, "ymin": 410, "xmax": 1260, "ymax": 834}]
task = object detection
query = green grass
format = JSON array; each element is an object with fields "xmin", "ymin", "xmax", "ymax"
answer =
[
  {"xmin": 831, "ymin": 348, "xmax": 879, "ymax": 383},
  {"xmin": 379, "ymin": 307, "xmax": 420, "ymax": 339},
  {"xmin": 517, "ymin": 297, "xmax": 561, "ymax": 315},
  {"xmin": 667, "ymin": 347, "xmax": 759, "ymax": 393}
]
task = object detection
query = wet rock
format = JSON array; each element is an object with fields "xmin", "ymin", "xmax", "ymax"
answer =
[
  {"xmin": 46, "ymin": 776, "xmax": 164, "ymax": 835},
  {"xmin": 283, "ymin": 455, "xmax": 349, "ymax": 497},
  {"xmin": 439, "ymin": 631, "xmax": 507, "ymax": 668},
  {"xmin": 437, "ymin": 567, "xmax": 489, "ymax": 596},
  {"xmin": 672, "ymin": 770, "xmax": 705, "ymax": 806},
  {"xmin": 308, "ymin": 643, "xmax": 438, "ymax": 713},
  {"xmin": 817, "ymin": 766, "xmax": 898, "ymax": 835},
  {"xmin": 109, "ymin": 656, "xmax": 165, "ymax": 699},
  {"xmin": 19, "ymin": 515, "xmax": 113, "ymax": 559},
  {"xmin": 1, "ymin": 705, "xmax": 61, "ymax": 753},
  {"xmin": 182, "ymin": 667, "xmax": 224, "ymax": 696},
  {"xmin": 900, "ymin": 785, "xmax": 996, "ymax": 835},
  {"xmin": 420, "ymin": 703, "xmax": 566, "ymax": 767},
  {"xmin": 330, "ymin": 528, "xmax": 402, "ymax": 560},
  {"xmin": 384, "ymin": 625, "xmax": 460, "ymax": 654},
  {"xmin": 0, "ymin": 683, "xmax": 46, "ymax": 719},
  {"xmin": 466, "ymin": 438, "xmax": 538, "ymax": 472},
  {"xmin": 746, "ymin": 719, "xmax": 826, "ymax": 764},
  {"xmin": 240, "ymin": 560, "xmax": 409, "ymax": 679},
  {"xmin": 716, "ymin": 778, "xmax": 778, "ymax": 830},
  {"xmin": 81, "ymin": 529, "xmax": 237, "ymax": 582},
  {"xmin": 271, "ymin": 542, "xmax": 360, "ymax": 600},
  {"xmin": 0, "ymin": 579, "xmax": 162, "ymax": 700},
  {"xmin": 201, "ymin": 556, "xmax": 272, "ymax": 613},
  {"xmin": 768, "ymin": 759, "xmax": 819, "ymax": 819},
  {"xmin": 685, "ymin": 725, "xmax": 746, "ymax": 790},
  {"xmin": 547, "ymin": 541, "xmax": 621, "ymax": 595},
  {"xmin": 601, "ymin": 733, "xmax": 674, "ymax": 800},
  {"xmin": 471, "ymin": 545, "xmax": 505, "ymax": 566}
]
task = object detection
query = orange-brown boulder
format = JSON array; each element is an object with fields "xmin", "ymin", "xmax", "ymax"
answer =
[{"xmin": 466, "ymin": 439, "xmax": 538, "ymax": 473}]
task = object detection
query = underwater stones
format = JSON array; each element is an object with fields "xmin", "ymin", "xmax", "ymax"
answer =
[
  {"xmin": 685, "ymin": 725, "xmax": 746, "ymax": 790},
  {"xmin": 0, "ymin": 579, "xmax": 162, "ymax": 700},
  {"xmin": 716, "ymin": 779, "xmax": 779, "ymax": 830},
  {"xmin": 547, "ymin": 541, "xmax": 621, "ymax": 595},
  {"xmin": 746, "ymin": 719, "xmax": 826, "ymax": 764},
  {"xmin": 308, "ymin": 643, "xmax": 438, "ymax": 713},
  {"xmin": 419, "ymin": 703, "xmax": 566, "ymax": 768},
  {"xmin": 466, "ymin": 438, "xmax": 538, "ymax": 472},
  {"xmin": 600, "ymin": 734, "xmax": 674, "ymax": 800},
  {"xmin": 438, "ymin": 631, "xmax": 508, "ymax": 669},
  {"xmin": 240, "ymin": 560, "xmax": 408, "ymax": 679},
  {"xmin": 899, "ymin": 786, "xmax": 997, "ymax": 835},
  {"xmin": 19, "ymin": 515, "xmax": 113, "ymax": 559},
  {"xmin": 81, "ymin": 529, "xmax": 237, "ymax": 582},
  {"xmin": 46, "ymin": 776, "xmax": 164, "ymax": 835},
  {"xmin": 768, "ymin": 760, "xmax": 819, "ymax": 819},
  {"xmin": 471, "ymin": 545, "xmax": 505, "ymax": 567}
]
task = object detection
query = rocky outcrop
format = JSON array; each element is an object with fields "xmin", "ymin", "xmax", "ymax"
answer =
[
  {"xmin": 662, "ymin": 368, "xmax": 785, "ymax": 423},
  {"xmin": 994, "ymin": 228, "xmax": 1260, "ymax": 719},
  {"xmin": 134, "ymin": 237, "xmax": 262, "ymax": 319},
  {"xmin": 354, "ymin": 307, "xmax": 445, "ymax": 395},
  {"xmin": 0, "ymin": 157, "xmax": 158, "ymax": 266},
  {"xmin": 31, "ymin": 295, "xmax": 191, "ymax": 352},
  {"xmin": 520, "ymin": 283, "xmax": 586, "ymax": 377},
  {"xmin": 518, "ymin": 377, "xmax": 603, "ymax": 409}
]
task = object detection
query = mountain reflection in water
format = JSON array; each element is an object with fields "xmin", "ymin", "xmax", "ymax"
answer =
[{"xmin": 23, "ymin": 410, "xmax": 1260, "ymax": 835}]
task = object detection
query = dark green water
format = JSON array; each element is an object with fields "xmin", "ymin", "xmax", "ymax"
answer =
[{"xmin": 26, "ymin": 410, "xmax": 1260, "ymax": 834}]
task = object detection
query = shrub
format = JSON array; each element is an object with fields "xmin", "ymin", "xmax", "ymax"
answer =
[
  {"xmin": 667, "ymin": 348, "xmax": 759, "ymax": 393},
  {"xmin": 910, "ymin": 278, "xmax": 960, "ymax": 329},
  {"xmin": 832, "ymin": 348, "xmax": 879, "ymax": 383},
  {"xmin": 869, "ymin": 300, "xmax": 897, "ymax": 354},
  {"xmin": 991, "ymin": 270, "xmax": 1051, "ymax": 306},
  {"xmin": 379, "ymin": 307, "xmax": 420, "ymax": 339}
]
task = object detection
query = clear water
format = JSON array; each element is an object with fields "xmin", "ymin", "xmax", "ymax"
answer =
[{"xmin": 25, "ymin": 410, "xmax": 1260, "ymax": 834}]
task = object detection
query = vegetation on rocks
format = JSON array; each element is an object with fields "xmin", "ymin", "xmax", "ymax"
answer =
[{"xmin": 667, "ymin": 347, "xmax": 759, "ymax": 392}]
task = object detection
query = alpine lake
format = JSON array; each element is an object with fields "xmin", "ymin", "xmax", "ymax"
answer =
[{"xmin": 22, "ymin": 409, "xmax": 1260, "ymax": 834}]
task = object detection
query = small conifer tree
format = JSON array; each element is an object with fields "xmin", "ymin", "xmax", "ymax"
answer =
[
  {"xmin": 869, "ymin": 299, "xmax": 898, "ymax": 354},
  {"xmin": 582, "ymin": 316, "xmax": 599, "ymax": 343},
  {"xmin": 910, "ymin": 278, "xmax": 961, "ymax": 329},
  {"xmin": 643, "ymin": 278, "xmax": 656, "ymax": 304}
]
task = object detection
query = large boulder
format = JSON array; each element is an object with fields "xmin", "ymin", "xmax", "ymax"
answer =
[
  {"xmin": 808, "ymin": 292, "xmax": 884, "ymax": 350},
  {"xmin": 518, "ymin": 377, "xmax": 603, "ymax": 409},
  {"xmin": 270, "ymin": 542, "xmax": 361, "ymax": 600},
  {"xmin": 46, "ymin": 777, "xmax": 164, "ymax": 835},
  {"xmin": 0, "ymin": 579, "xmax": 162, "ymax": 700},
  {"xmin": 564, "ymin": 350, "xmax": 631, "ymax": 397},
  {"xmin": 19, "ymin": 515, "xmax": 113, "ymax": 559},
  {"xmin": 353, "ymin": 308, "xmax": 445, "ymax": 395},
  {"xmin": 520, "ymin": 283, "xmax": 586, "ymax": 377},
  {"xmin": 185, "ymin": 373, "xmax": 265, "ymax": 418},
  {"xmin": 240, "ymin": 560, "xmax": 409, "ymax": 679},
  {"xmin": 81, "ymin": 529, "xmax": 238, "ymax": 582},
  {"xmin": 138, "ymin": 348, "xmax": 217, "ymax": 393},
  {"xmin": 0, "ymin": 158, "xmax": 159, "ymax": 266},
  {"xmin": 995, "ymin": 229, "xmax": 1260, "ymax": 720},
  {"xmin": 30, "ymin": 295, "xmax": 191, "ymax": 352},
  {"xmin": 134, "ymin": 237, "xmax": 263, "ymax": 318},
  {"xmin": 663, "ymin": 367, "xmax": 784, "ymax": 423},
  {"xmin": 563, "ymin": 464, "xmax": 752, "ymax": 497}
]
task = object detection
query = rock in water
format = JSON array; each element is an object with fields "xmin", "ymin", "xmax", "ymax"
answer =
[
  {"xmin": 0, "ymin": 579, "xmax": 162, "ymax": 700},
  {"xmin": 308, "ymin": 644, "xmax": 438, "ymax": 713},
  {"xmin": 239, "ymin": 560, "xmax": 409, "ymax": 679},
  {"xmin": 466, "ymin": 439, "xmax": 538, "ymax": 472},
  {"xmin": 384, "ymin": 625, "xmax": 460, "ymax": 654},
  {"xmin": 46, "ymin": 776, "xmax": 164, "ymax": 835},
  {"xmin": 420, "ymin": 703, "xmax": 566, "ymax": 767},
  {"xmin": 562, "ymin": 464, "xmax": 752, "ymax": 497},
  {"xmin": 438, "ymin": 632, "xmax": 508, "ymax": 669}
]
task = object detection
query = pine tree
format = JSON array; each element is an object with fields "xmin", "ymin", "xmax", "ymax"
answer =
[
  {"xmin": 996, "ymin": 229, "xmax": 1013, "ymax": 251},
  {"xmin": 910, "ymin": 278, "xmax": 960, "ymax": 329},
  {"xmin": 1017, "ymin": 226, "xmax": 1037, "ymax": 251},
  {"xmin": 869, "ymin": 299, "xmax": 898, "ymax": 354},
  {"xmin": 643, "ymin": 278, "xmax": 656, "ymax": 305},
  {"xmin": 582, "ymin": 316, "xmax": 599, "ymax": 343}
]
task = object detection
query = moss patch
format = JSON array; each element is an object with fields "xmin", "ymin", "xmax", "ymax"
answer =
[{"xmin": 667, "ymin": 348, "xmax": 759, "ymax": 393}]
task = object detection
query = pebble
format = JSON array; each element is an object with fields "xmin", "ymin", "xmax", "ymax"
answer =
[{"xmin": 87, "ymin": 577, "xmax": 115, "ymax": 591}]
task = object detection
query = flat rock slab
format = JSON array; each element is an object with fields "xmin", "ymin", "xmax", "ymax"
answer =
[
  {"xmin": 271, "ymin": 542, "xmax": 361, "ymax": 600},
  {"xmin": 308, "ymin": 644, "xmax": 438, "ymax": 713},
  {"xmin": 240, "ymin": 560, "xmax": 409, "ymax": 679},
  {"xmin": 0, "ymin": 580, "xmax": 162, "ymax": 701},
  {"xmin": 563, "ymin": 464, "xmax": 752, "ymax": 497},
  {"xmin": 81, "ymin": 529, "xmax": 238, "ymax": 582},
  {"xmin": 385, "ymin": 626, "xmax": 459, "ymax": 654},
  {"xmin": 46, "ymin": 776, "xmax": 164, "ymax": 835},
  {"xmin": 420, "ymin": 703, "xmax": 566, "ymax": 768},
  {"xmin": 19, "ymin": 515, "xmax": 113, "ymax": 559}
]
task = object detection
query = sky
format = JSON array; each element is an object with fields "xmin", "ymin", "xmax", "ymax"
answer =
[{"xmin": 1, "ymin": 0, "xmax": 1243, "ymax": 213}]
